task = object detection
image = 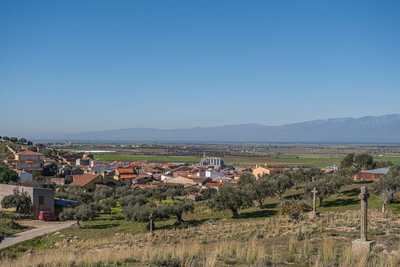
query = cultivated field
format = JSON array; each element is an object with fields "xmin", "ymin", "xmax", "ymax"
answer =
[{"xmin": 95, "ymin": 152, "xmax": 400, "ymax": 168}]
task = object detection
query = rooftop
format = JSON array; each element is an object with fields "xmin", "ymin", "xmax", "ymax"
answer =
[
  {"xmin": 360, "ymin": 167, "xmax": 390, "ymax": 175},
  {"xmin": 71, "ymin": 174, "xmax": 100, "ymax": 187}
]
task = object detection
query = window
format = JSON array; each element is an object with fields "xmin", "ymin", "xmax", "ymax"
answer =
[{"xmin": 39, "ymin": 196, "xmax": 44, "ymax": 205}]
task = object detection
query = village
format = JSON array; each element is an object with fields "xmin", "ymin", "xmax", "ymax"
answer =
[
  {"xmin": 1, "ymin": 136, "xmax": 390, "ymax": 222},
  {"xmin": 1, "ymin": 135, "xmax": 400, "ymax": 266}
]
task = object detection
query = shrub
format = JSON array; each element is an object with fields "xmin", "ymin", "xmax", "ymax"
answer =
[
  {"xmin": 280, "ymin": 200, "xmax": 311, "ymax": 223},
  {"xmin": 1, "ymin": 190, "xmax": 32, "ymax": 215},
  {"xmin": 0, "ymin": 165, "xmax": 19, "ymax": 184}
]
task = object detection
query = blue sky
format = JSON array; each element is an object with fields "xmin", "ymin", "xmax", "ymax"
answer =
[{"xmin": 1, "ymin": 0, "xmax": 399, "ymax": 136}]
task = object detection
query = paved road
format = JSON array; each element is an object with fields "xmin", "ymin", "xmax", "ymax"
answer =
[{"xmin": 0, "ymin": 221, "xmax": 76, "ymax": 250}]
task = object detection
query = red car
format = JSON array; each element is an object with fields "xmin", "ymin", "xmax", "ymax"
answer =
[{"xmin": 38, "ymin": 211, "xmax": 56, "ymax": 221}]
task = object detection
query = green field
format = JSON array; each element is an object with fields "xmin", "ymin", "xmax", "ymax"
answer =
[
  {"xmin": 95, "ymin": 152, "xmax": 400, "ymax": 168},
  {"xmin": 0, "ymin": 213, "xmax": 27, "ymax": 237},
  {"xmin": 94, "ymin": 153, "xmax": 200, "ymax": 163},
  {"xmin": 95, "ymin": 153, "xmax": 342, "ymax": 167}
]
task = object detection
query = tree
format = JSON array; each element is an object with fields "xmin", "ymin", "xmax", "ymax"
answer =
[
  {"xmin": 239, "ymin": 174, "xmax": 272, "ymax": 207},
  {"xmin": 55, "ymin": 186, "xmax": 94, "ymax": 204},
  {"xmin": 340, "ymin": 153, "xmax": 355, "ymax": 169},
  {"xmin": 123, "ymin": 203, "xmax": 170, "ymax": 231},
  {"xmin": 42, "ymin": 163, "xmax": 58, "ymax": 176},
  {"xmin": 94, "ymin": 185, "xmax": 114, "ymax": 202},
  {"xmin": 167, "ymin": 202, "xmax": 194, "ymax": 224},
  {"xmin": 196, "ymin": 188, "xmax": 217, "ymax": 201},
  {"xmin": 354, "ymin": 153, "xmax": 375, "ymax": 170},
  {"xmin": 59, "ymin": 204, "xmax": 97, "ymax": 227},
  {"xmin": 165, "ymin": 185, "xmax": 185, "ymax": 200},
  {"xmin": 18, "ymin": 138, "xmax": 27, "ymax": 144},
  {"xmin": 374, "ymin": 166, "xmax": 400, "ymax": 213},
  {"xmin": 288, "ymin": 168, "xmax": 321, "ymax": 185},
  {"xmin": 209, "ymin": 185, "xmax": 252, "ymax": 217},
  {"xmin": 0, "ymin": 165, "xmax": 19, "ymax": 184},
  {"xmin": 1, "ymin": 190, "xmax": 32, "ymax": 215},
  {"xmin": 269, "ymin": 174, "xmax": 294, "ymax": 201},
  {"xmin": 97, "ymin": 198, "xmax": 116, "ymax": 214},
  {"xmin": 304, "ymin": 175, "xmax": 349, "ymax": 206},
  {"xmin": 341, "ymin": 153, "xmax": 376, "ymax": 171}
]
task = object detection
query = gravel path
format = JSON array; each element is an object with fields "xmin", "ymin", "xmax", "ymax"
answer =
[{"xmin": 0, "ymin": 221, "xmax": 76, "ymax": 250}]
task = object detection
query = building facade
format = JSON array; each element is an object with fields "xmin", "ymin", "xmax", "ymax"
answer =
[
  {"xmin": 200, "ymin": 157, "xmax": 224, "ymax": 169},
  {"xmin": 0, "ymin": 184, "xmax": 55, "ymax": 218},
  {"xmin": 15, "ymin": 150, "xmax": 44, "ymax": 171}
]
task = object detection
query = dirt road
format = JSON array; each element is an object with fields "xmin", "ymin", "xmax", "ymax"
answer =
[{"xmin": 0, "ymin": 220, "xmax": 75, "ymax": 250}]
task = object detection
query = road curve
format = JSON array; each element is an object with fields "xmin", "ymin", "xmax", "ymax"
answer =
[{"xmin": 0, "ymin": 221, "xmax": 76, "ymax": 250}]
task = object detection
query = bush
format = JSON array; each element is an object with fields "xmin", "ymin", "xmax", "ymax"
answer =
[
  {"xmin": 59, "ymin": 204, "xmax": 97, "ymax": 227},
  {"xmin": 280, "ymin": 200, "xmax": 311, "ymax": 223},
  {"xmin": 1, "ymin": 190, "xmax": 32, "ymax": 215},
  {"xmin": 0, "ymin": 165, "xmax": 19, "ymax": 184}
]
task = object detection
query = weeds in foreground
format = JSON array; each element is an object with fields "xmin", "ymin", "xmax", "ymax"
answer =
[{"xmin": 2, "ymin": 210, "xmax": 400, "ymax": 266}]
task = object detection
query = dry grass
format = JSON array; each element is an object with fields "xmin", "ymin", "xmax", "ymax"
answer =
[{"xmin": 2, "ymin": 210, "xmax": 400, "ymax": 266}]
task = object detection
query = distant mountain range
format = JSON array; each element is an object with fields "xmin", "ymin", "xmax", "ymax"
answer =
[{"xmin": 40, "ymin": 114, "xmax": 400, "ymax": 143}]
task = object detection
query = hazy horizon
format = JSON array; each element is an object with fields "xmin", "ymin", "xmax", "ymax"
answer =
[{"xmin": 2, "ymin": 1, "xmax": 400, "ymax": 136}]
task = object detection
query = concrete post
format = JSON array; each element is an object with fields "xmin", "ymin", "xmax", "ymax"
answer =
[
  {"xmin": 352, "ymin": 186, "xmax": 375, "ymax": 255},
  {"xmin": 360, "ymin": 186, "xmax": 369, "ymax": 241},
  {"xmin": 309, "ymin": 187, "xmax": 319, "ymax": 219}
]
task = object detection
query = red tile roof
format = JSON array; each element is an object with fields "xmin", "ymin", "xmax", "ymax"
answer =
[
  {"xmin": 119, "ymin": 174, "xmax": 137, "ymax": 180},
  {"xmin": 72, "ymin": 174, "xmax": 100, "ymax": 187},
  {"xmin": 116, "ymin": 167, "xmax": 135, "ymax": 175}
]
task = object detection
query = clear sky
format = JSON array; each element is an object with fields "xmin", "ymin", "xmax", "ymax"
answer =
[{"xmin": 1, "ymin": 0, "xmax": 399, "ymax": 136}]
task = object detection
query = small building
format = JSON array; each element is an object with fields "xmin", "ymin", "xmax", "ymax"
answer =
[
  {"xmin": 205, "ymin": 170, "xmax": 225, "ymax": 180},
  {"xmin": 114, "ymin": 167, "xmax": 137, "ymax": 181},
  {"xmin": 0, "ymin": 184, "xmax": 54, "ymax": 218},
  {"xmin": 353, "ymin": 167, "xmax": 390, "ymax": 182},
  {"xmin": 163, "ymin": 176, "xmax": 198, "ymax": 187},
  {"xmin": 15, "ymin": 150, "xmax": 44, "ymax": 171},
  {"xmin": 252, "ymin": 166, "xmax": 271, "ymax": 178},
  {"xmin": 200, "ymin": 156, "xmax": 224, "ymax": 170}
]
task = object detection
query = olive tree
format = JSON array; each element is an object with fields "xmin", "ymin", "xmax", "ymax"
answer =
[
  {"xmin": 269, "ymin": 174, "xmax": 294, "ymax": 201},
  {"xmin": 167, "ymin": 202, "xmax": 194, "ymax": 224},
  {"xmin": 59, "ymin": 204, "xmax": 97, "ymax": 227},
  {"xmin": 209, "ymin": 185, "xmax": 252, "ymax": 218},
  {"xmin": 1, "ymin": 190, "xmax": 32, "ymax": 215},
  {"xmin": 304, "ymin": 175, "xmax": 350, "ymax": 206},
  {"xmin": 239, "ymin": 174, "xmax": 272, "ymax": 207},
  {"xmin": 374, "ymin": 166, "xmax": 400, "ymax": 214},
  {"xmin": 0, "ymin": 165, "xmax": 19, "ymax": 184}
]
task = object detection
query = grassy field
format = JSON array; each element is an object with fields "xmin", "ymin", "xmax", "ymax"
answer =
[
  {"xmin": 94, "ymin": 153, "xmax": 341, "ymax": 167},
  {"xmin": 0, "ymin": 212, "xmax": 28, "ymax": 237},
  {"xmin": 95, "ymin": 152, "xmax": 400, "ymax": 168},
  {"xmin": 2, "ymin": 192, "xmax": 400, "ymax": 266},
  {"xmin": 95, "ymin": 153, "xmax": 200, "ymax": 164},
  {"xmin": 2, "ymin": 181, "xmax": 399, "ymax": 259}
]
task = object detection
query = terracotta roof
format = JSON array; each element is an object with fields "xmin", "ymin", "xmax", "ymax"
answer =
[
  {"xmin": 72, "ymin": 174, "xmax": 100, "ymax": 187},
  {"xmin": 119, "ymin": 174, "xmax": 137, "ymax": 180},
  {"xmin": 116, "ymin": 167, "xmax": 135, "ymax": 175},
  {"xmin": 18, "ymin": 150, "xmax": 42, "ymax": 156}
]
